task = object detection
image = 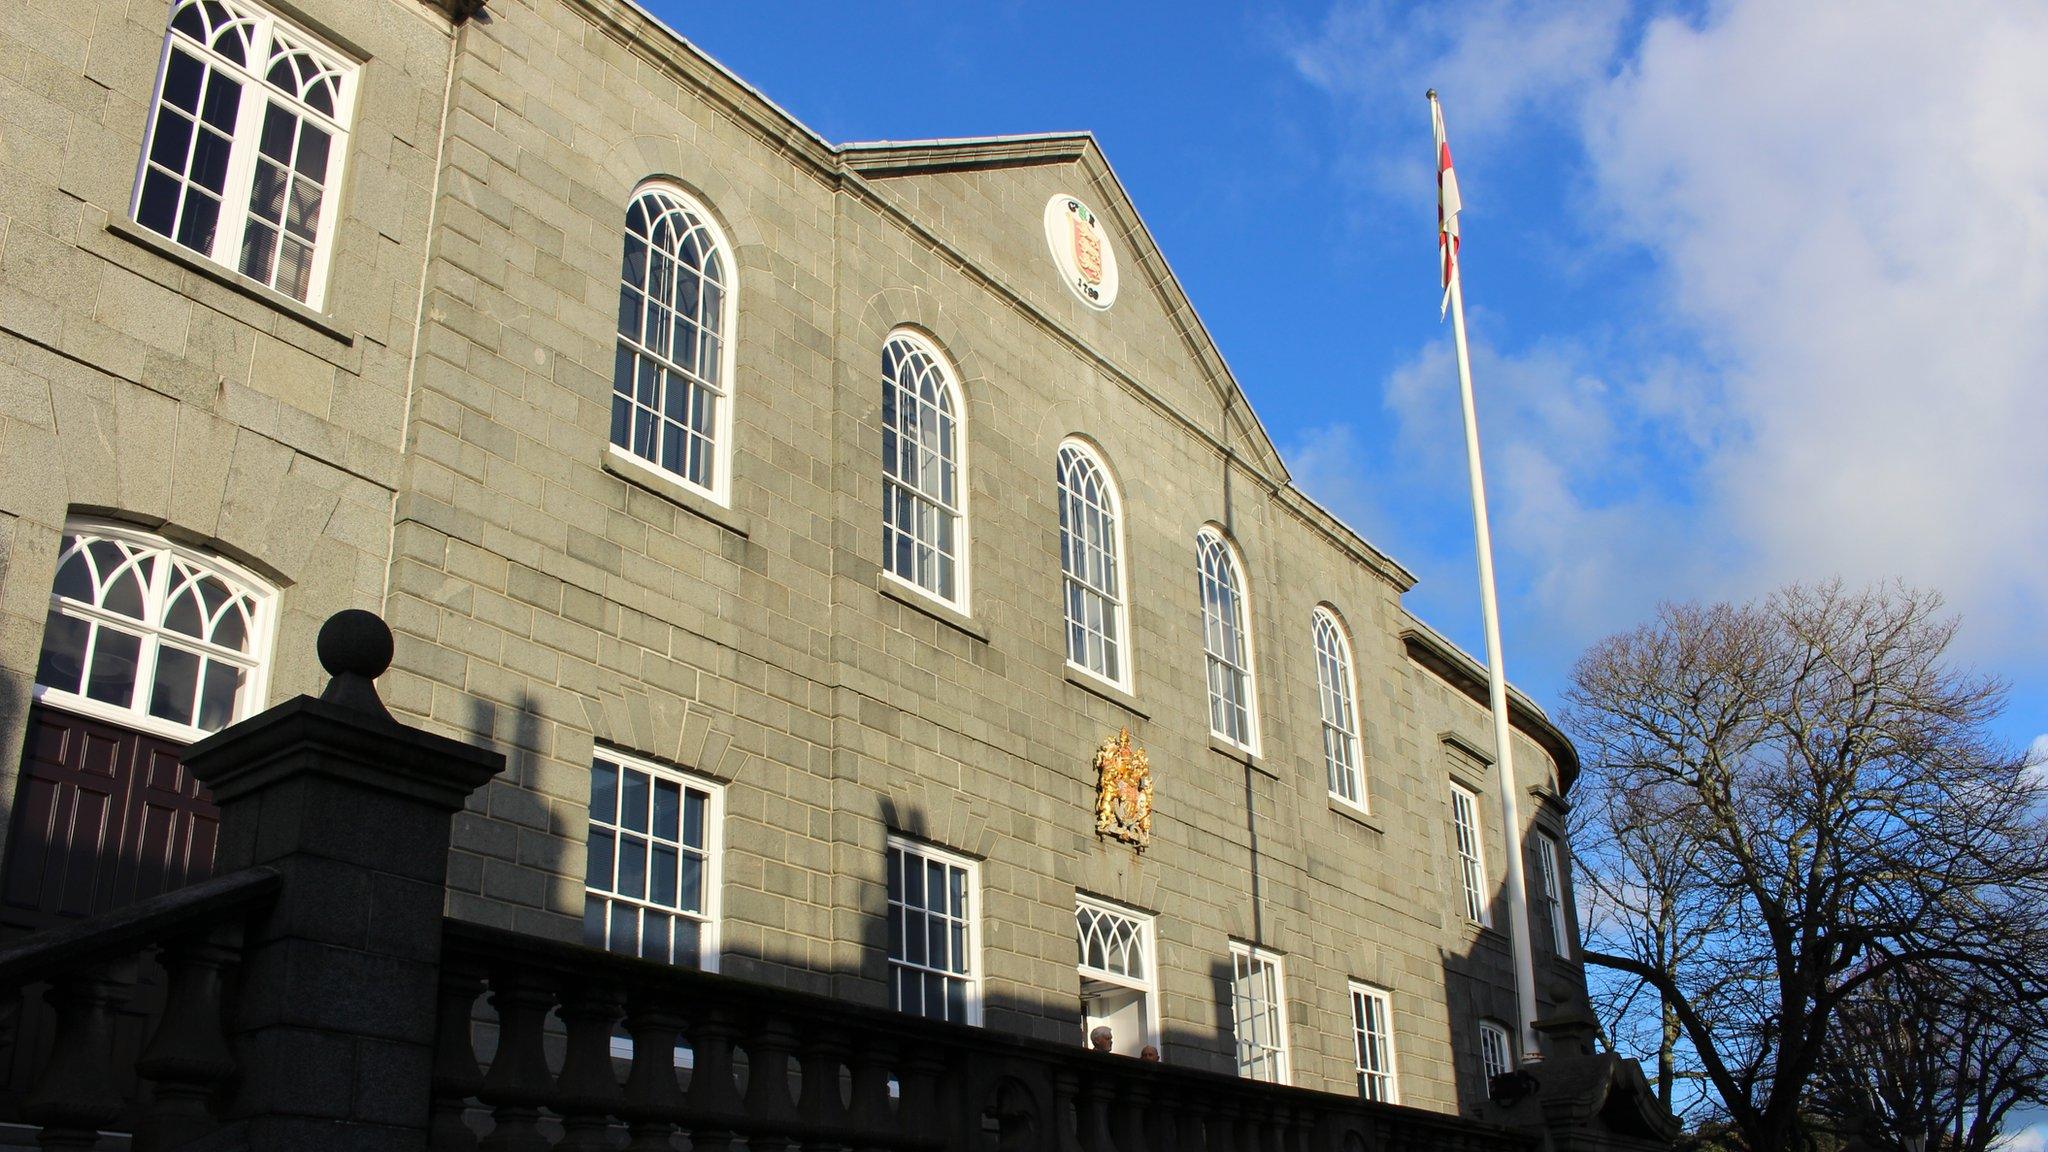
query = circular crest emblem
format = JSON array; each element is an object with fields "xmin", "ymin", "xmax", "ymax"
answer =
[{"xmin": 1044, "ymin": 194, "xmax": 1118, "ymax": 311}]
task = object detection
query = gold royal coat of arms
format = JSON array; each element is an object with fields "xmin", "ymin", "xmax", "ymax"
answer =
[{"xmin": 1093, "ymin": 727, "xmax": 1153, "ymax": 849}]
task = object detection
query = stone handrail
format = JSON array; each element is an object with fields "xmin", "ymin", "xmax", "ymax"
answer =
[
  {"xmin": 0, "ymin": 865, "xmax": 281, "ymax": 1149},
  {"xmin": 436, "ymin": 919, "xmax": 1540, "ymax": 1152}
]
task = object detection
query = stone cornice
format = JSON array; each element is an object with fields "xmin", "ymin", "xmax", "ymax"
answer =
[{"xmin": 1402, "ymin": 618, "xmax": 1582, "ymax": 794}]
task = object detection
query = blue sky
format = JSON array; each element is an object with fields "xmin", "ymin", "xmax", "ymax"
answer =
[{"xmin": 648, "ymin": 5, "xmax": 2048, "ymax": 1130}]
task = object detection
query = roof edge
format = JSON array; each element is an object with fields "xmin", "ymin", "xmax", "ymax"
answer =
[
  {"xmin": 841, "ymin": 132, "xmax": 1095, "ymax": 176},
  {"xmin": 1400, "ymin": 614, "xmax": 1581, "ymax": 793}
]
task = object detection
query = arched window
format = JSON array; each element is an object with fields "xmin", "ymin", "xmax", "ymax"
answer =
[
  {"xmin": 133, "ymin": 0, "xmax": 357, "ymax": 306},
  {"xmin": 880, "ymin": 331, "xmax": 966, "ymax": 606},
  {"xmin": 1196, "ymin": 529, "xmax": 1256, "ymax": 749},
  {"xmin": 612, "ymin": 183, "xmax": 735, "ymax": 500},
  {"xmin": 34, "ymin": 523, "xmax": 275, "ymax": 737},
  {"xmin": 1314, "ymin": 607, "xmax": 1365, "ymax": 809},
  {"xmin": 1056, "ymin": 441, "xmax": 1126, "ymax": 685}
]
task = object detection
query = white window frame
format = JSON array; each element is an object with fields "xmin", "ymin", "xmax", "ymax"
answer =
[
  {"xmin": 1349, "ymin": 982, "xmax": 1400, "ymax": 1103},
  {"xmin": 582, "ymin": 748, "xmax": 723, "ymax": 971},
  {"xmin": 885, "ymin": 836, "xmax": 982, "ymax": 1026},
  {"xmin": 1075, "ymin": 894, "xmax": 1159, "ymax": 1051},
  {"xmin": 1537, "ymin": 832, "xmax": 1570, "ymax": 956},
  {"xmin": 879, "ymin": 329, "xmax": 971, "ymax": 611},
  {"xmin": 1450, "ymin": 781, "xmax": 1490, "ymax": 926},
  {"xmin": 1227, "ymin": 941, "xmax": 1289, "ymax": 1084},
  {"xmin": 32, "ymin": 519, "xmax": 277, "ymax": 745},
  {"xmin": 609, "ymin": 181, "xmax": 739, "ymax": 505},
  {"xmin": 132, "ymin": 0, "xmax": 359, "ymax": 309},
  {"xmin": 1313, "ymin": 606, "xmax": 1366, "ymax": 812},
  {"xmin": 1197, "ymin": 528, "xmax": 1259, "ymax": 751},
  {"xmin": 1479, "ymin": 1019, "xmax": 1514, "ymax": 1084},
  {"xmin": 1056, "ymin": 439, "xmax": 1130, "ymax": 691}
]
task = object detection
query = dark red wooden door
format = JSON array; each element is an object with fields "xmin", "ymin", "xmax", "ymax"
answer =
[{"xmin": 1, "ymin": 704, "xmax": 217, "ymax": 934}]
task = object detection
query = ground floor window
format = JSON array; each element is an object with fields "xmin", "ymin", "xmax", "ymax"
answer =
[
  {"xmin": 1076, "ymin": 895, "xmax": 1157, "ymax": 1054},
  {"xmin": 1229, "ymin": 942, "xmax": 1289, "ymax": 1083},
  {"xmin": 1351, "ymin": 982, "xmax": 1399, "ymax": 1102},
  {"xmin": 1479, "ymin": 1019, "xmax": 1514, "ymax": 1084},
  {"xmin": 887, "ymin": 836, "xmax": 979, "ymax": 1024},
  {"xmin": 583, "ymin": 749, "xmax": 720, "ymax": 968}
]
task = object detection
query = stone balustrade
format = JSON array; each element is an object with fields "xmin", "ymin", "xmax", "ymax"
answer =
[
  {"xmin": 433, "ymin": 920, "xmax": 1537, "ymax": 1152},
  {"xmin": 0, "ymin": 866, "xmax": 279, "ymax": 1149}
]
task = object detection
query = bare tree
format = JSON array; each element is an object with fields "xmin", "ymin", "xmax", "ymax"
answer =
[
  {"xmin": 1564, "ymin": 583, "xmax": 2048, "ymax": 1152},
  {"xmin": 1811, "ymin": 961, "xmax": 2048, "ymax": 1152}
]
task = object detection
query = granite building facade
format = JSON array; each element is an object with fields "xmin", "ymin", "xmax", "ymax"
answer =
[{"xmin": 0, "ymin": 0, "xmax": 1666, "ymax": 1135}]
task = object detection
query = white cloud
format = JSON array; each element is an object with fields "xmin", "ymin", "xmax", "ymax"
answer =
[
  {"xmin": 1285, "ymin": 0, "xmax": 2048, "ymax": 671},
  {"xmin": 1584, "ymin": 1, "xmax": 2048, "ymax": 656}
]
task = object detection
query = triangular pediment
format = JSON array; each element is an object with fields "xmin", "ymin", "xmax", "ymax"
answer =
[{"xmin": 839, "ymin": 133, "xmax": 1291, "ymax": 484}]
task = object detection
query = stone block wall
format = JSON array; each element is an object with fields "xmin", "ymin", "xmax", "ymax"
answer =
[{"xmin": 0, "ymin": 0, "xmax": 456, "ymax": 851}]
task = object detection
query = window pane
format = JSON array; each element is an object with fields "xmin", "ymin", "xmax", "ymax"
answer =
[
  {"xmin": 586, "ymin": 828, "xmax": 614, "ymax": 891},
  {"xmin": 678, "ymin": 852, "xmax": 702, "ymax": 913},
  {"xmin": 35, "ymin": 612, "xmax": 90, "ymax": 695},
  {"xmin": 583, "ymin": 894, "xmax": 606, "ymax": 948},
  {"xmin": 617, "ymin": 835, "xmax": 646, "ymax": 899},
  {"xmin": 196, "ymin": 658, "xmax": 242, "ymax": 731},
  {"xmin": 199, "ymin": 70, "xmax": 240, "ymax": 132},
  {"xmin": 650, "ymin": 844, "xmax": 678, "ymax": 907},
  {"xmin": 175, "ymin": 190, "xmax": 221, "ymax": 253},
  {"xmin": 652, "ymin": 780, "xmax": 680, "ymax": 841},
  {"xmin": 590, "ymin": 760, "xmax": 617, "ymax": 823},
  {"xmin": 85, "ymin": 627, "xmax": 141, "ymax": 707},
  {"xmin": 148, "ymin": 645, "xmax": 202, "ymax": 726},
  {"xmin": 163, "ymin": 48, "xmax": 204, "ymax": 112},
  {"xmin": 149, "ymin": 109, "xmax": 195, "ymax": 173},
  {"xmin": 621, "ymin": 770, "xmax": 648, "ymax": 833}
]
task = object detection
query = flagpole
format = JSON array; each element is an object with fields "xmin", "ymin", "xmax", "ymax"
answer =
[{"xmin": 1434, "ymin": 91, "xmax": 1543, "ymax": 1067}]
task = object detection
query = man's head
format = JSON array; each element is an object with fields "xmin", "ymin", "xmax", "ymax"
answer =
[{"xmin": 1089, "ymin": 1026, "xmax": 1114, "ymax": 1051}]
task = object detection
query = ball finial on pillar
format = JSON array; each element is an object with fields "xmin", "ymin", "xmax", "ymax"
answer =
[{"xmin": 317, "ymin": 609, "xmax": 395, "ymax": 719}]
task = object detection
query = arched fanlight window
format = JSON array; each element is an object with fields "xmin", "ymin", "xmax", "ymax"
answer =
[
  {"xmin": 1314, "ymin": 607, "xmax": 1366, "ymax": 808},
  {"xmin": 880, "ymin": 330, "xmax": 967, "ymax": 606},
  {"xmin": 1057, "ymin": 440, "xmax": 1126, "ymax": 686},
  {"xmin": 33, "ymin": 522, "xmax": 275, "ymax": 737},
  {"xmin": 133, "ymin": 0, "xmax": 357, "ymax": 305},
  {"xmin": 1196, "ymin": 528, "xmax": 1257, "ymax": 749},
  {"xmin": 611, "ymin": 183, "xmax": 736, "ymax": 501}
]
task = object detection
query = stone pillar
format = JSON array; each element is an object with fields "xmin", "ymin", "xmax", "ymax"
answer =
[{"xmin": 183, "ymin": 609, "xmax": 503, "ymax": 1150}]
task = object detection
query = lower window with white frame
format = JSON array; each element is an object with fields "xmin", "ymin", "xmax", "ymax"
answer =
[
  {"xmin": 583, "ymin": 750, "xmax": 720, "ymax": 968},
  {"xmin": 1350, "ymin": 982, "xmax": 1399, "ymax": 1103},
  {"xmin": 1229, "ymin": 942, "xmax": 1289, "ymax": 1084},
  {"xmin": 1076, "ymin": 896, "xmax": 1158, "ymax": 1055},
  {"xmin": 1479, "ymin": 1018, "xmax": 1515, "ymax": 1084},
  {"xmin": 887, "ymin": 837, "xmax": 980, "ymax": 1025}
]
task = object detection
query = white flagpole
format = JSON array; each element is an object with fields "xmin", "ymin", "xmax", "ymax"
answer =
[{"xmin": 1433, "ymin": 91, "xmax": 1543, "ymax": 1067}]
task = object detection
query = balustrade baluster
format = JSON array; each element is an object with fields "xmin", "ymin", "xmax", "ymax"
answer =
[
  {"xmin": 896, "ymin": 1040, "xmax": 949, "ymax": 1148},
  {"xmin": 1177, "ymin": 1094, "xmax": 1212, "ymax": 1152},
  {"xmin": 478, "ymin": 966, "xmax": 559, "ymax": 1152},
  {"xmin": 1050, "ymin": 1068, "xmax": 1085, "ymax": 1152},
  {"xmin": 1076, "ymin": 1072, "xmax": 1115, "ymax": 1152},
  {"xmin": 844, "ymin": 1036, "xmax": 897, "ymax": 1152},
  {"xmin": 556, "ymin": 982, "xmax": 626, "ymax": 1151},
  {"xmin": 1108, "ymin": 1076, "xmax": 1150, "ymax": 1152},
  {"xmin": 795, "ymin": 1026, "xmax": 850, "ymax": 1152},
  {"xmin": 133, "ymin": 926, "xmax": 242, "ymax": 1152},
  {"xmin": 22, "ymin": 959, "xmax": 136, "ymax": 1151},
  {"xmin": 619, "ymin": 989, "xmax": 686, "ymax": 1152},
  {"xmin": 430, "ymin": 963, "xmax": 489, "ymax": 1152},
  {"xmin": 741, "ymin": 1016, "xmax": 801, "ymax": 1151},
  {"xmin": 682, "ymin": 1006, "xmax": 743, "ymax": 1152}
]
